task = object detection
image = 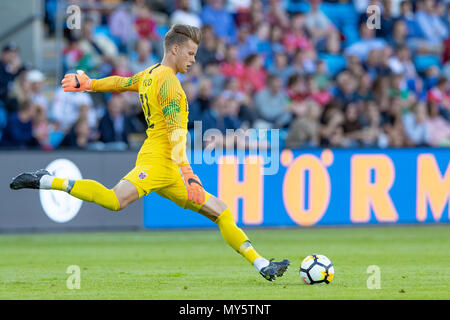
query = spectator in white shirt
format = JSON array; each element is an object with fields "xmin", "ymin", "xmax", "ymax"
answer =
[
  {"xmin": 171, "ymin": 0, "xmax": 202, "ymax": 28},
  {"xmin": 51, "ymin": 87, "xmax": 97, "ymax": 133},
  {"xmin": 26, "ymin": 70, "xmax": 49, "ymax": 112}
]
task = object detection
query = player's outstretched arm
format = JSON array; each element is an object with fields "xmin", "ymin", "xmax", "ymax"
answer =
[{"xmin": 61, "ymin": 70, "xmax": 143, "ymax": 93}]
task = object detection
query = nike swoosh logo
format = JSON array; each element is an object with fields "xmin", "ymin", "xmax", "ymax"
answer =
[
  {"xmin": 75, "ymin": 75, "xmax": 80, "ymax": 88},
  {"xmin": 188, "ymin": 178, "xmax": 202, "ymax": 187}
]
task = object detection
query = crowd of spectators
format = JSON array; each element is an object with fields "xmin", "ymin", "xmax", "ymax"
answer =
[{"xmin": 1, "ymin": 0, "xmax": 450, "ymax": 151}]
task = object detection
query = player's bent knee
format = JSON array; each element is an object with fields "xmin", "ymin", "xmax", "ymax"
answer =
[{"xmin": 198, "ymin": 195, "xmax": 228, "ymax": 222}]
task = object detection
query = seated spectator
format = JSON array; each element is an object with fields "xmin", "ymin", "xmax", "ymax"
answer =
[
  {"xmin": 33, "ymin": 104, "xmax": 52, "ymax": 150},
  {"xmin": 345, "ymin": 22, "xmax": 387, "ymax": 61},
  {"xmin": 402, "ymin": 102, "xmax": 430, "ymax": 146},
  {"xmin": 334, "ymin": 71, "xmax": 359, "ymax": 106},
  {"xmin": 111, "ymin": 55, "xmax": 133, "ymax": 77},
  {"xmin": 292, "ymin": 48, "xmax": 317, "ymax": 75},
  {"xmin": 318, "ymin": 31, "xmax": 347, "ymax": 76},
  {"xmin": 381, "ymin": 96, "xmax": 412, "ymax": 147},
  {"xmin": 220, "ymin": 44, "xmax": 245, "ymax": 78},
  {"xmin": 346, "ymin": 54, "xmax": 365, "ymax": 79},
  {"xmin": 286, "ymin": 73, "xmax": 309, "ymax": 103},
  {"xmin": 26, "ymin": 70, "xmax": 49, "ymax": 112},
  {"xmin": 415, "ymin": 0, "xmax": 448, "ymax": 46},
  {"xmin": 78, "ymin": 17, "xmax": 118, "ymax": 76},
  {"xmin": 221, "ymin": 77, "xmax": 255, "ymax": 127},
  {"xmin": 7, "ymin": 70, "xmax": 31, "ymax": 113},
  {"xmin": 285, "ymin": 99, "xmax": 321, "ymax": 148},
  {"xmin": 283, "ymin": 13, "xmax": 313, "ymax": 54},
  {"xmin": 134, "ymin": 5, "xmax": 160, "ymax": 42},
  {"xmin": 108, "ymin": 2, "xmax": 136, "ymax": 52},
  {"xmin": 265, "ymin": 0, "xmax": 290, "ymax": 29},
  {"xmin": 267, "ymin": 51, "xmax": 295, "ymax": 86},
  {"xmin": 0, "ymin": 43, "xmax": 26, "ymax": 109},
  {"xmin": 319, "ymin": 103, "xmax": 346, "ymax": 147},
  {"xmin": 309, "ymin": 71, "xmax": 333, "ymax": 106},
  {"xmin": 201, "ymin": 95, "xmax": 242, "ymax": 134},
  {"xmin": 1, "ymin": 100, "xmax": 38, "ymax": 147},
  {"xmin": 305, "ymin": 0, "xmax": 337, "ymax": 51},
  {"xmin": 59, "ymin": 117, "xmax": 93, "ymax": 149},
  {"xmin": 425, "ymin": 100, "xmax": 450, "ymax": 146},
  {"xmin": 376, "ymin": 0, "xmax": 397, "ymax": 39},
  {"xmin": 51, "ymin": 87, "xmax": 95, "ymax": 133},
  {"xmin": 268, "ymin": 25, "xmax": 285, "ymax": 59},
  {"xmin": 388, "ymin": 45, "xmax": 418, "ymax": 81},
  {"xmin": 342, "ymin": 102, "xmax": 363, "ymax": 146},
  {"xmin": 427, "ymin": 76, "xmax": 450, "ymax": 120},
  {"xmin": 355, "ymin": 72, "xmax": 375, "ymax": 101},
  {"xmin": 98, "ymin": 94, "xmax": 135, "ymax": 145},
  {"xmin": 252, "ymin": 22, "xmax": 272, "ymax": 64},
  {"xmin": 363, "ymin": 49, "xmax": 390, "ymax": 81},
  {"xmin": 399, "ymin": 0, "xmax": 423, "ymax": 39},
  {"xmin": 387, "ymin": 20, "xmax": 409, "ymax": 49},
  {"xmin": 235, "ymin": 24, "xmax": 257, "ymax": 60},
  {"xmin": 203, "ymin": 61, "xmax": 225, "ymax": 96},
  {"xmin": 201, "ymin": 0, "xmax": 237, "ymax": 43},
  {"xmin": 196, "ymin": 25, "xmax": 219, "ymax": 67},
  {"xmin": 389, "ymin": 73, "xmax": 411, "ymax": 100},
  {"xmin": 254, "ymin": 74, "xmax": 292, "ymax": 128},
  {"xmin": 360, "ymin": 101, "xmax": 388, "ymax": 147},
  {"xmin": 238, "ymin": 54, "xmax": 267, "ymax": 94},
  {"xmin": 171, "ymin": 0, "xmax": 202, "ymax": 28},
  {"xmin": 130, "ymin": 39, "xmax": 157, "ymax": 74},
  {"xmin": 442, "ymin": 2, "xmax": 450, "ymax": 32},
  {"xmin": 62, "ymin": 37, "xmax": 84, "ymax": 72}
]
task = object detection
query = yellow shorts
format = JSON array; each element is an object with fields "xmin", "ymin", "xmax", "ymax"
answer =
[{"xmin": 121, "ymin": 162, "xmax": 208, "ymax": 212}]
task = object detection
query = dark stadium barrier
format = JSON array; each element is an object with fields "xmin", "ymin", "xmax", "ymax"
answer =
[
  {"xmin": 143, "ymin": 148, "xmax": 450, "ymax": 229},
  {"xmin": 0, "ymin": 151, "xmax": 142, "ymax": 232}
]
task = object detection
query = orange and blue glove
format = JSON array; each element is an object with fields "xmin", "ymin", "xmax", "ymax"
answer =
[
  {"xmin": 180, "ymin": 165, "xmax": 205, "ymax": 205},
  {"xmin": 61, "ymin": 70, "xmax": 92, "ymax": 92}
]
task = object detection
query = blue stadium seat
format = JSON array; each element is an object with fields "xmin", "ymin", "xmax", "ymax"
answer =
[
  {"xmin": 321, "ymin": 2, "xmax": 358, "ymax": 33},
  {"xmin": 285, "ymin": 0, "xmax": 310, "ymax": 13},
  {"xmin": 94, "ymin": 25, "xmax": 121, "ymax": 47},
  {"xmin": 156, "ymin": 26, "xmax": 170, "ymax": 38},
  {"xmin": 318, "ymin": 53, "xmax": 347, "ymax": 76},
  {"xmin": 342, "ymin": 25, "xmax": 360, "ymax": 48},
  {"xmin": 414, "ymin": 55, "xmax": 442, "ymax": 73},
  {"xmin": 48, "ymin": 131, "xmax": 65, "ymax": 148}
]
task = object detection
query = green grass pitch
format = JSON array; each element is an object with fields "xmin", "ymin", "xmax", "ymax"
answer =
[{"xmin": 0, "ymin": 225, "xmax": 449, "ymax": 299}]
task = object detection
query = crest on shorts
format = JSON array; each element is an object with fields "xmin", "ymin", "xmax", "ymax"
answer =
[{"xmin": 138, "ymin": 171, "xmax": 147, "ymax": 180}]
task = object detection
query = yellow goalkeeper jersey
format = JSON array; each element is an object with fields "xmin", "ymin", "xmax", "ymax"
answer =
[
  {"xmin": 91, "ymin": 63, "xmax": 189, "ymax": 167},
  {"xmin": 137, "ymin": 63, "xmax": 189, "ymax": 167}
]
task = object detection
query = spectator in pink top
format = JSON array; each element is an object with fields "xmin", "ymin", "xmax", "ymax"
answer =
[
  {"xmin": 427, "ymin": 76, "xmax": 450, "ymax": 121},
  {"xmin": 238, "ymin": 54, "xmax": 267, "ymax": 94},
  {"xmin": 220, "ymin": 45, "xmax": 245, "ymax": 78},
  {"xmin": 283, "ymin": 13, "xmax": 313, "ymax": 54},
  {"xmin": 425, "ymin": 101, "xmax": 450, "ymax": 146}
]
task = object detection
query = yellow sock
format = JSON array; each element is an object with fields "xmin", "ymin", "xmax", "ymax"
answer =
[
  {"xmin": 50, "ymin": 177, "xmax": 69, "ymax": 191},
  {"xmin": 215, "ymin": 208, "xmax": 262, "ymax": 264},
  {"xmin": 51, "ymin": 178, "xmax": 120, "ymax": 211}
]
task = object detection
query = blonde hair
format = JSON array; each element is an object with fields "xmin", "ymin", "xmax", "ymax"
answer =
[{"xmin": 164, "ymin": 24, "xmax": 202, "ymax": 51}]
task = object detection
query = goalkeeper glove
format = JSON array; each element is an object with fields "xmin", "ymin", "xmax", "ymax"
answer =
[
  {"xmin": 61, "ymin": 70, "xmax": 92, "ymax": 92},
  {"xmin": 180, "ymin": 165, "xmax": 205, "ymax": 205}
]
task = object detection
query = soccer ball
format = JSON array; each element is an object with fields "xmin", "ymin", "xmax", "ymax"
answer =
[{"xmin": 300, "ymin": 254, "xmax": 335, "ymax": 285}]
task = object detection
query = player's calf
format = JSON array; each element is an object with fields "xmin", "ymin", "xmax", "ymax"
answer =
[{"xmin": 10, "ymin": 169, "xmax": 126, "ymax": 212}]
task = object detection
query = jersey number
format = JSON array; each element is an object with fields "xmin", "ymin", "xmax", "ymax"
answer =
[{"xmin": 139, "ymin": 93, "xmax": 154, "ymax": 129}]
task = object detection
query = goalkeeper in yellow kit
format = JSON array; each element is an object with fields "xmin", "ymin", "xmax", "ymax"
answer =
[{"xmin": 10, "ymin": 24, "xmax": 289, "ymax": 281}]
